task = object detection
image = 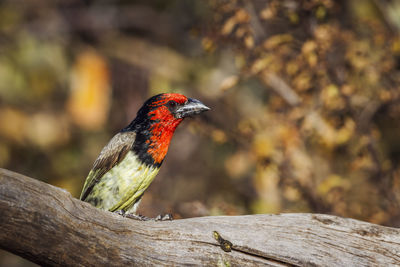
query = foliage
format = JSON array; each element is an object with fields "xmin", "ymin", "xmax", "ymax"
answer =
[{"xmin": 205, "ymin": 0, "xmax": 400, "ymax": 226}]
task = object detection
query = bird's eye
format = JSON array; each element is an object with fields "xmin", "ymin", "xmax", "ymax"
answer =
[{"xmin": 168, "ymin": 101, "xmax": 177, "ymax": 108}]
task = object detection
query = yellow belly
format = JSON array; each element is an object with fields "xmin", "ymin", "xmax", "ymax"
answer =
[{"xmin": 85, "ymin": 151, "xmax": 160, "ymax": 213}]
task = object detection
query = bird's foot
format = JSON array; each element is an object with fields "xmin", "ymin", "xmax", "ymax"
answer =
[
  {"xmin": 114, "ymin": 210, "xmax": 172, "ymax": 221},
  {"xmin": 126, "ymin": 213, "xmax": 172, "ymax": 221},
  {"xmin": 155, "ymin": 213, "xmax": 173, "ymax": 221},
  {"xmin": 124, "ymin": 213, "xmax": 152, "ymax": 221},
  {"xmin": 114, "ymin": 210, "xmax": 126, "ymax": 216},
  {"xmin": 113, "ymin": 210, "xmax": 150, "ymax": 220}
]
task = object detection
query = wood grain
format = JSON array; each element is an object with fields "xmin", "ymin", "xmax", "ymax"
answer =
[{"xmin": 1, "ymin": 168, "xmax": 400, "ymax": 266}]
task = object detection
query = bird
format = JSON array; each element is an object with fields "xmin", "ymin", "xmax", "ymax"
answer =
[{"xmin": 79, "ymin": 93, "xmax": 210, "ymax": 220}]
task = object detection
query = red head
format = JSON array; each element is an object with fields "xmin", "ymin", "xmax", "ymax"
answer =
[
  {"xmin": 127, "ymin": 93, "xmax": 210, "ymax": 166},
  {"xmin": 147, "ymin": 93, "xmax": 189, "ymax": 125}
]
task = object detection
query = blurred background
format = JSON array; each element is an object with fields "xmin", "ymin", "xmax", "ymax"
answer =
[{"xmin": 2, "ymin": 0, "xmax": 400, "ymax": 265}]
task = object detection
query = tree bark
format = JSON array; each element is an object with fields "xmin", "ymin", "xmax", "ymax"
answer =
[{"xmin": 0, "ymin": 168, "xmax": 399, "ymax": 266}]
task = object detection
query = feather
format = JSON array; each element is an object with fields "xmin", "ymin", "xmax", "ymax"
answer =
[{"xmin": 80, "ymin": 131, "xmax": 136, "ymax": 201}]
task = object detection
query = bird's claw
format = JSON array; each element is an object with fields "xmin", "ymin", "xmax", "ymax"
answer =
[
  {"xmin": 114, "ymin": 210, "xmax": 172, "ymax": 221},
  {"xmin": 114, "ymin": 210, "xmax": 126, "ymax": 216},
  {"xmin": 155, "ymin": 213, "xmax": 173, "ymax": 221},
  {"xmin": 124, "ymin": 213, "xmax": 151, "ymax": 221},
  {"xmin": 113, "ymin": 210, "xmax": 150, "ymax": 221}
]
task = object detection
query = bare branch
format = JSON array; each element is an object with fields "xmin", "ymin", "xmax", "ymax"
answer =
[{"xmin": 1, "ymin": 168, "xmax": 400, "ymax": 266}]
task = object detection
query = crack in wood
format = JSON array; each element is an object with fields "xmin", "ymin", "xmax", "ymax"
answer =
[{"xmin": 231, "ymin": 245, "xmax": 301, "ymax": 266}]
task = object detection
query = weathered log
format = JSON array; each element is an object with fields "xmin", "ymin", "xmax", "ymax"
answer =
[{"xmin": 0, "ymin": 168, "xmax": 399, "ymax": 266}]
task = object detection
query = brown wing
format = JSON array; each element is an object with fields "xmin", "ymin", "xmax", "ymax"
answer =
[{"xmin": 80, "ymin": 131, "xmax": 136, "ymax": 201}]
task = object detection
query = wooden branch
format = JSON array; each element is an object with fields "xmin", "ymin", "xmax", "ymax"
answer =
[{"xmin": 1, "ymin": 168, "xmax": 400, "ymax": 266}]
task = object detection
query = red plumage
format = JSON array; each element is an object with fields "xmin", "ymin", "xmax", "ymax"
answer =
[{"xmin": 146, "ymin": 94, "xmax": 188, "ymax": 163}]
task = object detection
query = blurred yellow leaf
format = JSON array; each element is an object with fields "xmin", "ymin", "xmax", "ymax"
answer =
[
  {"xmin": 244, "ymin": 35, "xmax": 254, "ymax": 48},
  {"xmin": 288, "ymin": 11, "xmax": 299, "ymax": 24},
  {"xmin": 313, "ymin": 24, "xmax": 332, "ymax": 42},
  {"xmin": 221, "ymin": 9, "xmax": 249, "ymax": 36},
  {"xmin": 379, "ymin": 89, "xmax": 392, "ymax": 102},
  {"xmin": 286, "ymin": 61, "xmax": 299, "ymax": 76},
  {"xmin": 235, "ymin": 26, "xmax": 247, "ymax": 38},
  {"xmin": 263, "ymin": 34, "xmax": 293, "ymax": 50},
  {"xmin": 340, "ymin": 84, "xmax": 354, "ymax": 96},
  {"xmin": 202, "ymin": 37, "xmax": 215, "ymax": 52},
  {"xmin": 283, "ymin": 186, "xmax": 301, "ymax": 201},
  {"xmin": 317, "ymin": 174, "xmax": 350, "ymax": 195},
  {"xmin": 346, "ymin": 41, "xmax": 370, "ymax": 70},
  {"xmin": 391, "ymin": 37, "xmax": 400, "ymax": 54},
  {"xmin": 292, "ymin": 71, "xmax": 311, "ymax": 91},
  {"xmin": 253, "ymin": 132, "xmax": 275, "ymax": 158},
  {"xmin": 250, "ymin": 56, "xmax": 273, "ymax": 74},
  {"xmin": 219, "ymin": 75, "xmax": 239, "ymax": 91},
  {"xmin": 67, "ymin": 50, "xmax": 110, "ymax": 130},
  {"xmin": 306, "ymin": 53, "xmax": 318, "ymax": 67},
  {"xmin": 315, "ymin": 6, "xmax": 327, "ymax": 20},
  {"xmin": 224, "ymin": 151, "xmax": 252, "ymax": 178},
  {"xmin": 351, "ymin": 153, "xmax": 375, "ymax": 171},
  {"xmin": 303, "ymin": 112, "xmax": 336, "ymax": 147},
  {"xmin": 212, "ymin": 129, "xmax": 227, "ymax": 143},
  {"xmin": 321, "ymin": 84, "xmax": 346, "ymax": 110},
  {"xmin": 237, "ymin": 119, "xmax": 254, "ymax": 136},
  {"xmin": 235, "ymin": 9, "xmax": 250, "ymax": 23},
  {"xmin": 221, "ymin": 16, "xmax": 237, "ymax": 36},
  {"xmin": 260, "ymin": 6, "xmax": 276, "ymax": 20},
  {"xmin": 336, "ymin": 118, "xmax": 355, "ymax": 145}
]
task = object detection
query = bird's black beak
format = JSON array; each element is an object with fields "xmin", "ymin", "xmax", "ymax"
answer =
[{"xmin": 174, "ymin": 98, "xmax": 210, "ymax": 119}]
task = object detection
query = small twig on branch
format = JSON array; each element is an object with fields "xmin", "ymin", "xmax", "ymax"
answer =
[{"xmin": 261, "ymin": 71, "xmax": 301, "ymax": 106}]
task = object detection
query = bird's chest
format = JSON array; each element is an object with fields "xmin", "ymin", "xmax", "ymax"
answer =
[{"xmin": 94, "ymin": 151, "xmax": 160, "ymax": 210}]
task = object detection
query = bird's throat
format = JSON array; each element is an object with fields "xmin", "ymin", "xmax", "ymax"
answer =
[{"xmin": 142, "ymin": 119, "xmax": 183, "ymax": 165}]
